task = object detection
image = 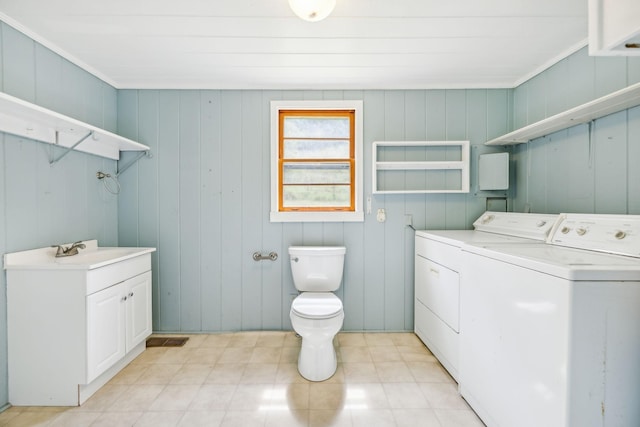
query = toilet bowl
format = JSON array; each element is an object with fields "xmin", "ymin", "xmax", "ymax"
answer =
[{"xmin": 289, "ymin": 246, "xmax": 346, "ymax": 381}]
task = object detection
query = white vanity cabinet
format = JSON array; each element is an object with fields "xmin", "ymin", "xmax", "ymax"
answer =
[
  {"xmin": 87, "ymin": 270, "xmax": 152, "ymax": 383},
  {"xmin": 4, "ymin": 241, "xmax": 155, "ymax": 406}
]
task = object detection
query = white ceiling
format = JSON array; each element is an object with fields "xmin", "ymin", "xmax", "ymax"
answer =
[{"xmin": 0, "ymin": 0, "xmax": 589, "ymax": 90}]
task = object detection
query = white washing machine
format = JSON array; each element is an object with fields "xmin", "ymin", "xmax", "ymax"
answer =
[
  {"xmin": 414, "ymin": 211, "xmax": 558, "ymax": 380},
  {"xmin": 459, "ymin": 213, "xmax": 640, "ymax": 427}
]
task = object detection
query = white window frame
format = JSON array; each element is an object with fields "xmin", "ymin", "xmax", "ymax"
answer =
[{"xmin": 270, "ymin": 100, "xmax": 364, "ymax": 223}]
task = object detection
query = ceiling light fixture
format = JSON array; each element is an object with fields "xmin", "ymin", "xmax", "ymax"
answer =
[{"xmin": 288, "ymin": 0, "xmax": 336, "ymax": 22}]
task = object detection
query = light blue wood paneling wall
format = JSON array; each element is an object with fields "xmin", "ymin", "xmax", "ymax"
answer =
[
  {"xmin": 117, "ymin": 88, "xmax": 511, "ymax": 333},
  {"xmin": 0, "ymin": 22, "xmax": 119, "ymax": 408},
  {"xmin": 511, "ymin": 47, "xmax": 640, "ymax": 214}
]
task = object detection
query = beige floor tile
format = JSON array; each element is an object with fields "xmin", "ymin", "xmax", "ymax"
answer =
[
  {"xmin": 309, "ymin": 383, "xmax": 347, "ymax": 410},
  {"xmin": 283, "ymin": 332, "xmax": 302, "ymax": 347},
  {"xmin": 375, "ymin": 362, "xmax": 415, "ymax": 382},
  {"xmin": 309, "ymin": 409, "xmax": 353, "ymax": 427},
  {"xmin": 351, "ymin": 408, "xmax": 396, "ymax": 427},
  {"xmin": 256, "ymin": 331, "xmax": 287, "ymax": 347},
  {"xmin": 397, "ymin": 345, "xmax": 438, "ymax": 363},
  {"xmin": 48, "ymin": 410, "xmax": 100, "ymax": 427},
  {"xmin": 275, "ymin": 362, "xmax": 308, "ymax": 384},
  {"xmin": 407, "ymin": 362, "xmax": 454, "ymax": 383},
  {"xmin": 189, "ymin": 384, "xmax": 236, "ymax": 411},
  {"xmin": 170, "ymin": 364, "xmax": 214, "ymax": 385},
  {"xmin": 77, "ymin": 384, "xmax": 130, "ymax": 412},
  {"xmin": 339, "ymin": 346, "xmax": 372, "ymax": 363},
  {"xmin": 271, "ymin": 383, "xmax": 310, "ymax": 410},
  {"xmin": 383, "ymin": 383, "xmax": 431, "ymax": 409},
  {"xmin": 420, "ymin": 383, "xmax": 470, "ymax": 410},
  {"xmin": 249, "ymin": 347, "xmax": 282, "ymax": 363},
  {"xmin": 218, "ymin": 347, "xmax": 253, "ymax": 364},
  {"xmin": 178, "ymin": 410, "xmax": 226, "ymax": 426},
  {"xmin": 434, "ymin": 408, "xmax": 486, "ymax": 427},
  {"xmin": 185, "ymin": 347, "xmax": 225, "ymax": 364},
  {"xmin": 136, "ymin": 364, "xmax": 183, "ymax": 385},
  {"xmin": 220, "ymin": 410, "xmax": 266, "ymax": 427},
  {"xmin": 200, "ymin": 334, "xmax": 233, "ymax": 348},
  {"xmin": 264, "ymin": 408, "xmax": 310, "ymax": 427},
  {"xmin": 337, "ymin": 333, "xmax": 367, "ymax": 347},
  {"xmin": 228, "ymin": 384, "xmax": 274, "ymax": 411},
  {"xmin": 369, "ymin": 346, "xmax": 404, "ymax": 362},
  {"xmin": 109, "ymin": 363, "xmax": 149, "ymax": 385},
  {"xmin": 134, "ymin": 410, "xmax": 184, "ymax": 426},
  {"xmin": 148, "ymin": 385, "xmax": 200, "ymax": 412},
  {"xmin": 109, "ymin": 384, "xmax": 166, "ymax": 412},
  {"xmin": 132, "ymin": 348, "xmax": 169, "ymax": 365},
  {"xmin": 345, "ymin": 383, "xmax": 388, "ymax": 410},
  {"xmin": 4, "ymin": 411, "xmax": 60, "ymax": 427},
  {"xmin": 227, "ymin": 332, "xmax": 260, "ymax": 348},
  {"xmin": 240, "ymin": 363, "xmax": 279, "ymax": 384},
  {"xmin": 390, "ymin": 333, "xmax": 425, "ymax": 347},
  {"xmin": 280, "ymin": 346, "xmax": 300, "ymax": 364},
  {"xmin": 392, "ymin": 408, "xmax": 442, "ymax": 427},
  {"xmin": 205, "ymin": 363, "xmax": 247, "ymax": 384},
  {"xmin": 364, "ymin": 333, "xmax": 395, "ymax": 347},
  {"xmin": 342, "ymin": 363, "xmax": 380, "ymax": 383},
  {"xmin": 91, "ymin": 411, "xmax": 144, "ymax": 427},
  {"xmin": 0, "ymin": 332, "xmax": 487, "ymax": 427}
]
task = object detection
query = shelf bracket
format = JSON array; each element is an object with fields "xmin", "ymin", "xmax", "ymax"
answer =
[
  {"xmin": 116, "ymin": 150, "xmax": 152, "ymax": 177},
  {"xmin": 49, "ymin": 131, "xmax": 94, "ymax": 166}
]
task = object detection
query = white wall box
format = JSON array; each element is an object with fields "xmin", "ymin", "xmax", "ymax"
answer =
[
  {"xmin": 4, "ymin": 241, "xmax": 155, "ymax": 406},
  {"xmin": 372, "ymin": 141, "xmax": 470, "ymax": 194},
  {"xmin": 485, "ymin": 82, "xmax": 640, "ymax": 145},
  {"xmin": 588, "ymin": 0, "xmax": 640, "ymax": 56},
  {"xmin": 0, "ymin": 91, "xmax": 150, "ymax": 161},
  {"xmin": 479, "ymin": 152, "xmax": 509, "ymax": 190}
]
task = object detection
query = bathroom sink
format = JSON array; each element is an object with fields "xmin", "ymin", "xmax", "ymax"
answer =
[
  {"xmin": 4, "ymin": 239, "xmax": 155, "ymax": 270},
  {"xmin": 53, "ymin": 247, "xmax": 154, "ymax": 269}
]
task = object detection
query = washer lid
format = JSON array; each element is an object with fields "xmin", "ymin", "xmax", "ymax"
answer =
[{"xmin": 292, "ymin": 293, "xmax": 343, "ymax": 319}]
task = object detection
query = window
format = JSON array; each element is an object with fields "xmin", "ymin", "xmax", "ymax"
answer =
[{"xmin": 270, "ymin": 100, "xmax": 363, "ymax": 222}]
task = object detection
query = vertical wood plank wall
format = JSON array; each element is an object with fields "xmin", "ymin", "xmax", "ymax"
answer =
[
  {"xmin": 116, "ymin": 89, "xmax": 511, "ymax": 333},
  {"xmin": 0, "ymin": 23, "xmax": 119, "ymax": 407},
  {"xmin": 511, "ymin": 47, "xmax": 640, "ymax": 214}
]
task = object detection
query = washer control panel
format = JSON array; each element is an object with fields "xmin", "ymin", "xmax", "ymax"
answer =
[
  {"xmin": 472, "ymin": 211, "xmax": 558, "ymax": 241},
  {"xmin": 548, "ymin": 214, "xmax": 640, "ymax": 257}
]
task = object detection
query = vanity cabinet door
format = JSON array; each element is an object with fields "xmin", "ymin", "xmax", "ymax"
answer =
[
  {"xmin": 86, "ymin": 282, "xmax": 126, "ymax": 383},
  {"xmin": 125, "ymin": 271, "xmax": 152, "ymax": 351}
]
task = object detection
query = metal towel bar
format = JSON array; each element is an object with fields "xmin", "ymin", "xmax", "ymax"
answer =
[{"xmin": 253, "ymin": 251, "xmax": 278, "ymax": 261}]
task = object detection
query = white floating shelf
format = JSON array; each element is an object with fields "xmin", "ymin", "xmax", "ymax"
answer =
[
  {"xmin": 486, "ymin": 81, "xmax": 640, "ymax": 145},
  {"xmin": 373, "ymin": 141, "xmax": 470, "ymax": 194},
  {"xmin": 0, "ymin": 91, "xmax": 149, "ymax": 160}
]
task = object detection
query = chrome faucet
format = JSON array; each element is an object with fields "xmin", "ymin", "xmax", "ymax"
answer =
[{"xmin": 51, "ymin": 241, "xmax": 86, "ymax": 257}]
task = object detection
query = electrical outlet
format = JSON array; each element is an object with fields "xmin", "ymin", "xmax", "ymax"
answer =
[{"xmin": 377, "ymin": 208, "xmax": 386, "ymax": 223}]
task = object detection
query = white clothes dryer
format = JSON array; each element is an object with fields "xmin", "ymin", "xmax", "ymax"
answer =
[
  {"xmin": 414, "ymin": 211, "xmax": 558, "ymax": 380},
  {"xmin": 459, "ymin": 213, "xmax": 640, "ymax": 427}
]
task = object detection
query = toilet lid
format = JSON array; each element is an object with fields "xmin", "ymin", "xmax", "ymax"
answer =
[{"xmin": 291, "ymin": 293, "xmax": 343, "ymax": 319}]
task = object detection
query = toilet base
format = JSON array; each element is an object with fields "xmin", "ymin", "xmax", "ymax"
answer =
[{"xmin": 297, "ymin": 338, "xmax": 338, "ymax": 381}]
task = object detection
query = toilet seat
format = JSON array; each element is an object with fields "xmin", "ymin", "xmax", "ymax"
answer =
[{"xmin": 291, "ymin": 293, "xmax": 343, "ymax": 320}]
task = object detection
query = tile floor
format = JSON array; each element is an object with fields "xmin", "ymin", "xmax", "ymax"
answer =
[{"xmin": 0, "ymin": 332, "xmax": 485, "ymax": 427}]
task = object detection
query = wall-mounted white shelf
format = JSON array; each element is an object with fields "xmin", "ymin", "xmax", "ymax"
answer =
[
  {"xmin": 0, "ymin": 91, "xmax": 149, "ymax": 161},
  {"xmin": 486, "ymin": 81, "xmax": 640, "ymax": 145},
  {"xmin": 373, "ymin": 141, "xmax": 470, "ymax": 194}
]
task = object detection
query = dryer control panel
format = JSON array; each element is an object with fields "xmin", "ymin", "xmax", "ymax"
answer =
[
  {"xmin": 548, "ymin": 214, "xmax": 640, "ymax": 257},
  {"xmin": 472, "ymin": 211, "xmax": 558, "ymax": 241}
]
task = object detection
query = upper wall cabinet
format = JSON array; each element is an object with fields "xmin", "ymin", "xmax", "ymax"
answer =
[
  {"xmin": 0, "ymin": 91, "xmax": 149, "ymax": 161},
  {"xmin": 373, "ymin": 141, "xmax": 470, "ymax": 194},
  {"xmin": 589, "ymin": 0, "xmax": 640, "ymax": 56},
  {"xmin": 485, "ymin": 82, "xmax": 640, "ymax": 145}
]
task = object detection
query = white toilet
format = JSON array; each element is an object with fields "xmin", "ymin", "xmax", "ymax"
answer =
[{"xmin": 289, "ymin": 246, "xmax": 346, "ymax": 381}]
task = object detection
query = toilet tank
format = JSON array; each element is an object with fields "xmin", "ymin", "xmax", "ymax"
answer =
[{"xmin": 289, "ymin": 246, "xmax": 346, "ymax": 292}]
